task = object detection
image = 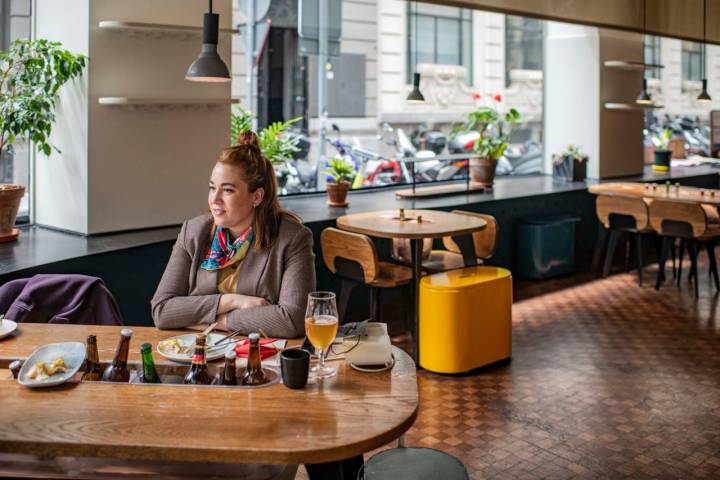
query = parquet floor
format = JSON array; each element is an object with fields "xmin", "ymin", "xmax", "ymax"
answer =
[{"xmin": 298, "ymin": 258, "xmax": 720, "ymax": 479}]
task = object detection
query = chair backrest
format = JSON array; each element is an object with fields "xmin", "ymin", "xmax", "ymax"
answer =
[
  {"xmin": 648, "ymin": 199, "xmax": 708, "ymax": 238},
  {"xmin": 442, "ymin": 211, "xmax": 499, "ymax": 260},
  {"xmin": 320, "ymin": 227, "xmax": 379, "ymax": 284},
  {"xmin": 596, "ymin": 195, "xmax": 650, "ymax": 231}
]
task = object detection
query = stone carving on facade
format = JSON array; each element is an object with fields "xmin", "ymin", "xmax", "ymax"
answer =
[{"xmin": 413, "ymin": 63, "xmax": 476, "ymax": 110}]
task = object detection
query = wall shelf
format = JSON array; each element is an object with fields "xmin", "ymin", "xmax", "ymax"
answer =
[
  {"xmin": 98, "ymin": 97, "xmax": 238, "ymax": 111},
  {"xmin": 603, "ymin": 61, "xmax": 664, "ymax": 71},
  {"xmin": 98, "ymin": 21, "xmax": 238, "ymax": 40},
  {"xmin": 604, "ymin": 102, "xmax": 664, "ymax": 111}
]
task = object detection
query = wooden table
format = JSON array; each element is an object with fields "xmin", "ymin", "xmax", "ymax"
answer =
[
  {"xmin": 0, "ymin": 324, "xmax": 418, "ymax": 476},
  {"xmin": 336, "ymin": 209, "xmax": 487, "ymax": 363},
  {"xmin": 589, "ymin": 182, "xmax": 720, "ymax": 205}
]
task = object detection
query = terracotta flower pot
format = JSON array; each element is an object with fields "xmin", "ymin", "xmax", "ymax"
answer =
[
  {"xmin": 469, "ymin": 157, "xmax": 498, "ymax": 186},
  {"xmin": 0, "ymin": 184, "xmax": 25, "ymax": 238},
  {"xmin": 326, "ymin": 181, "xmax": 350, "ymax": 207}
]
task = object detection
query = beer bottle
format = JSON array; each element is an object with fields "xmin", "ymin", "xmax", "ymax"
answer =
[
  {"xmin": 140, "ymin": 342, "xmax": 162, "ymax": 384},
  {"xmin": 240, "ymin": 333, "xmax": 266, "ymax": 386},
  {"xmin": 101, "ymin": 328, "xmax": 133, "ymax": 383},
  {"xmin": 81, "ymin": 335, "xmax": 103, "ymax": 381},
  {"xmin": 214, "ymin": 350, "xmax": 238, "ymax": 385},
  {"xmin": 184, "ymin": 334, "xmax": 212, "ymax": 385}
]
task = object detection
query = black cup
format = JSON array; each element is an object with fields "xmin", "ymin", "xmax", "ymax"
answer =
[{"xmin": 281, "ymin": 348, "xmax": 310, "ymax": 389}]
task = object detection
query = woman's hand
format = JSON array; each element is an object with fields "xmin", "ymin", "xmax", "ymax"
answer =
[{"xmin": 218, "ymin": 293, "xmax": 269, "ymax": 314}]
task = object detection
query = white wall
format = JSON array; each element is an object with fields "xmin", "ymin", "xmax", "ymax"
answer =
[
  {"xmin": 35, "ymin": 0, "xmax": 233, "ymax": 234},
  {"xmin": 544, "ymin": 22, "xmax": 600, "ymax": 178}
]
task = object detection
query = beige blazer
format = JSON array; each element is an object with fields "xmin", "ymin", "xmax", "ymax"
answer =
[{"xmin": 151, "ymin": 213, "xmax": 316, "ymax": 338}]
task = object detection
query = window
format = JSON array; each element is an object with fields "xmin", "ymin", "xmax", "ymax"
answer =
[
  {"xmin": 407, "ymin": 4, "xmax": 472, "ymax": 84},
  {"xmin": 682, "ymin": 41, "xmax": 702, "ymax": 82},
  {"xmin": 0, "ymin": 0, "xmax": 32, "ymax": 223},
  {"xmin": 505, "ymin": 16, "xmax": 543, "ymax": 86},
  {"xmin": 644, "ymin": 35, "xmax": 661, "ymax": 79}
]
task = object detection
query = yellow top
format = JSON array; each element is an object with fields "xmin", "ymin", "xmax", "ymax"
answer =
[
  {"xmin": 420, "ymin": 266, "xmax": 511, "ymax": 290},
  {"xmin": 217, "ymin": 260, "xmax": 244, "ymax": 294}
]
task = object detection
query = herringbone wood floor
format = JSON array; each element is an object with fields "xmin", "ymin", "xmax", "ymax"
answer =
[{"xmin": 298, "ymin": 258, "xmax": 720, "ymax": 479}]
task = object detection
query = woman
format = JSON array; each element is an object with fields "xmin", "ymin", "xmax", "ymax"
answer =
[{"xmin": 152, "ymin": 132, "xmax": 315, "ymax": 338}]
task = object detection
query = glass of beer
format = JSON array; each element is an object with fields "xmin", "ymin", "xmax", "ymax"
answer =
[{"xmin": 305, "ymin": 291, "xmax": 339, "ymax": 379}]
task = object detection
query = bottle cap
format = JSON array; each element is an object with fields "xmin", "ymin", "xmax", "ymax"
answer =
[
  {"xmin": 121, "ymin": 328, "xmax": 133, "ymax": 337},
  {"xmin": 195, "ymin": 333, "xmax": 207, "ymax": 344},
  {"xmin": 140, "ymin": 343, "xmax": 152, "ymax": 353},
  {"xmin": 87, "ymin": 334, "xmax": 97, "ymax": 343},
  {"xmin": 248, "ymin": 332, "xmax": 260, "ymax": 342},
  {"xmin": 225, "ymin": 350, "xmax": 237, "ymax": 359}
]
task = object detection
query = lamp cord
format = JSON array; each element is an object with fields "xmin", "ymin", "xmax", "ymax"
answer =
[
  {"xmin": 642, "ymin": 0, "xmax": 646, "ymax": 77},
  {"xmin": 209, "ymin": 0, "xmax": 213, "ymax": 14},
  {"xmin": 414, "ymin": 0, "xmax": 418, "ymax": 72},
  {"xmin": 703, "ymin": 0, "xmax": 707, "ymax": 79}
]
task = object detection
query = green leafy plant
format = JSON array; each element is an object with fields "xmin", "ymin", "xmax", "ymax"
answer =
[
  {"xmin": 456, "ymin": 107, "xmax": 520, "ymax": 160},
  {"xmin": 231, "ymin": 106, "xmax": 302, "ymax": 164},
  {"xmin": 323, "ymin": 157, "xmax": 355, "ymax": 183},
  {"xmin": 0, "ymin": 39, "xmax": 87, "ymax": 157},
  {"xmin": 552, "ymin": 144, "xmax": 587, "ymax": 165},
  {"xmin": 654, "ymin": 129, "xmax": 673, "ymax": 151}
]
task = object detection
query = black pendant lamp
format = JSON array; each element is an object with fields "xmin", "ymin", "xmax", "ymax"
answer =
[
  {"xmin": 406, "ymin": 1, "xmax": 425, "ymax": 103},
  {"xmin": 636, "ymin": 0, "xmax": 653, "ymax": 105},
  {"xmin": 186, "ymin": 0, "xmax": 231, "ymax": 83},
  {"xmin": 697, "ymin": 0, "xmax": 712, "ymax": 102}
]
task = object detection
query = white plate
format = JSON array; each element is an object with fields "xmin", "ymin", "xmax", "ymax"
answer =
[
  {"xmin": 156, "ymin": 332, "xmax": 236, "ymax": 364},
  {"xmin": 18, "ymin": 342, "xmax": 86, "ymax": 388},
  {"xmin": 0, "ymin": 319, "xmax": 18, "ymax": 340}
]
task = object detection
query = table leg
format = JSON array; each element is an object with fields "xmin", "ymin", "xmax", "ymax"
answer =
[
  {"xmin": 410, "ymin": 238, "xmax": 422, "ymax": 364},
  {"xmin": 305, "ymin": 455, "xmax": 363, "ymax": 480},
  {"xmin": 451, "ymin": 234, "xmax": 477, "ymax": 267}
]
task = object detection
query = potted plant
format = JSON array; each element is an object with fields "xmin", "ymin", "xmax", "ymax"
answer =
[
  {"xmin": 455, "ymin": 97, "xmax": 520, "ymax": 187},
  {"xmin": 652, "ymin": 129, "xmax": 672, "ymax": 172},
  {"xmin": 0, "ymin": 39, "xmax": 86, "ymax": 239},
  {"xmin": 323, "ymin": 157, "xmax": 355, "ymax": 207},
  {"xmin": 552, "ymin": 145, "xmax": 588, "ymax": 182}
]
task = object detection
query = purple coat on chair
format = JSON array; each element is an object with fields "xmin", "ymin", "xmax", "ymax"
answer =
[{"xmin": 0, "ymin": 274, "xmax": 124, "ymax": 325}]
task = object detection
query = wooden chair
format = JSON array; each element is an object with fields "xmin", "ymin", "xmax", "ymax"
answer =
[
  {"xmin": 420, "ymin": 211, "xmax": 499, "ymax": 273},
  {"xmin": 593, "ymin": 194, "xmax": 658, "ymax": 286},
  {"xmin": 321, "ymin": 227, "xmax": 413, "ymax": 323},
  {"xmin": 648, "ymin": 200, "xmax": 720, "ymax": 297}
]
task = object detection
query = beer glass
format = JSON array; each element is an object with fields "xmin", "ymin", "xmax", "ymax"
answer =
[{"xmin": 305, "ymin": 291, "xmax": 339, "ymax": 379}]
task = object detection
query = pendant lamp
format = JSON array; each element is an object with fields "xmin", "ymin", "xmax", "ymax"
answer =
[
  {"xmin": 406, "ymin": 1, "xmax": 425, "ymax": 103},
  {"xmin": 186, "ymin": 0, "xmax": 231, "ymax": 83},
  {"xmin": 697, "ymin": 0, "xmax": 712, "ymax": 102},
  {"xmin": 636, "ymin": 0, "xmax": 653, "ymax": 105}
]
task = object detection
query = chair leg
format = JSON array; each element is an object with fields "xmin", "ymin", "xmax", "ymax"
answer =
[
  {"xmin": 677, "ymin": 239, "xmax": 685, "ymax": 286},
  {"xmin": 603, "ymin": 230, "xmax": 623, "ymax": 278},
  {"xmin": 670, "ymin": 240, "xmax": 677, "ymax": 280},
  {"xmin": 706, "ymin": 240, "xmax": 720, "ymax": 291},
  {"xmin": 337, "ymin": 279, "xmax": 357, "ymax": 324},
  {"xmin": 592, "ymin": 225, "xmax": 609, "ymax": 275},
  {"xmin": 369, "ymin": 286, "xmax": 378, "ymax": 321},
  {"xmin": 688, "ymin": 241, "xmax": 700, "ymax": 298},
  {"xmin": 636, "ymin": 234, "xmax": 644, "ymax": 286},
  {"xmin": 656, "ymin": 236, "xmax": 671, "ymax": 290},
  {"xmin": 624, "ymin": 235, "xmax": 632, "ymax": 273}
]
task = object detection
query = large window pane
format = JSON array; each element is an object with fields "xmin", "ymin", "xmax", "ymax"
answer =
[{"xmin": 436, "ymin": 18, "xmax": 461, "ymax": 65}]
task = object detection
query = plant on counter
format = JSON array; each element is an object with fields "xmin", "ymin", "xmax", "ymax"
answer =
[
  {"xmin": 0, "ymin": 39, "xmax": 87, "ymax": 240},
  {"xmin": 552, "ymin": 145, "xmax": 588, "ymax": 183},
  {"xmin": 652, "ymin": 129, "xmax": 673, "ymax": 172},
  {"xmin": 323, "ymin": 157, "xmax": 356, "ymax": 207},
  {"xmin": 231, "ymin": 107, "xmax": 302, "ymax": 165},
  {"xmin": 454, "ymin": 95, "xmax": 520, "ymax": 187}
]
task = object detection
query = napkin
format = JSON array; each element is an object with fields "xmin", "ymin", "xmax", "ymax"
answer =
[{"xmin": 234, "ymin": 338, "xmax": 280, "ymax": 360}]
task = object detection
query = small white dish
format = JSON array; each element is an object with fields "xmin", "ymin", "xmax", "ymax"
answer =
[
  {"xmin": 157, "ymin": 332, "xmax": 236, "ymax": 364},
  {"xmin": 0, "ymin": 318, "xmax": 18, "ymax": 340},
  {"xmin": 18, "ymin": 342, "xmax": 86, "ymax": 388}
]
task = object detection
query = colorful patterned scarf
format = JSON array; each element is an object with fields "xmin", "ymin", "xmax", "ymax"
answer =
[{"xmin": 200, "ymin": 226, "xmax": 254, "ymax": 271}]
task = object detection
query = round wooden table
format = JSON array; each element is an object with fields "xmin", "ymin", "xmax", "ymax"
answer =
[{"xmin": 336, "ymin": 209, "xmax": 487, "ymax": 362}]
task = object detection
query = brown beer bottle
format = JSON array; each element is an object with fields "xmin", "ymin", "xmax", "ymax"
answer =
[
  {"xmin": 81, "ymin": 335, "xmax": 103, "ymax": 381},
  {"xmin": 102, "ymin": 328, "xmax": 133, "ymax": 382},
  {"xmin": 184, "ymin": 334, "xmax": 213, "ymax": 385},
  {"xmin": 214, "ymin": 350, "xmax": 238, "ymax": 385},
  {"xmin": 240, "ymin": 333, "xmax": 266, "ymax": 386}
]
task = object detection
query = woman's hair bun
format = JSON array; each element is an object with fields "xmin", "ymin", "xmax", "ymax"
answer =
[{"xmin": 237, "ymin": 130, "xmax": 260, "ymax": 149}]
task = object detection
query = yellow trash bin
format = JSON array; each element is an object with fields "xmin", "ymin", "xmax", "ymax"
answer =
[{"xmin": 419, "ymin": 266, "xmax": 512, "ymax": 374}]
